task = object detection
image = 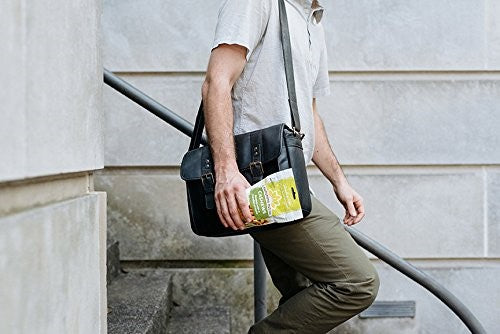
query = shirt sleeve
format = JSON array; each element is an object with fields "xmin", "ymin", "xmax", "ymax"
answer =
[
  {"xmin": 212, "ymin": 0, "xmax": 271, "ymax": 61},
  {"xmin": 313, "ymin": 28, "xmax": 331, "ymax": 97}
]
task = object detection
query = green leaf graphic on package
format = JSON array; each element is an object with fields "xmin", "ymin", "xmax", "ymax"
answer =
[{"xmin": 243, "ymin": 168, "xmax": 303, "ymax": 228}]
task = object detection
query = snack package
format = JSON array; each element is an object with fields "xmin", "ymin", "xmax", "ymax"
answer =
[{"xmin": 243, "ymin": 168, "xmax": 303, "ymax": 229}]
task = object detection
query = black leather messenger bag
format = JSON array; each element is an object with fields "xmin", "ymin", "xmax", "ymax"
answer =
[{"xmin": 180, "ymin": 0, "xmax": 312, "ymax": 237}]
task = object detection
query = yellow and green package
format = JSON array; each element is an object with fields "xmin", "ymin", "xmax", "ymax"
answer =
[{"xmin": 244, "ymin": 168, "xmax": 303, "ymax": 229}]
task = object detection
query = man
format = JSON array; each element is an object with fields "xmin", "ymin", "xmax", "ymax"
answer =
[{"xmin": 201, "ymin": 0, "xmax": 380, "ymax": 332}]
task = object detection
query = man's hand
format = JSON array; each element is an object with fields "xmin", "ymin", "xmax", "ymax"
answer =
[
  {"xmin": 333, "ymin": 182, "xmax": 365, "ymax": 226},
  {"xmin": 214, "ymin": 165, "xmax": 254, "ymax": 230}
]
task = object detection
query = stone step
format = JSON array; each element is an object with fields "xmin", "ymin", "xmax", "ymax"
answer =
[
  {"xmin": 166, "ymin": 305, "xmax": 231, "ymax": 334},
  {"xmin": 108, "ymin": 269, "xmax": 173, "ymax": 334},
  {"xmin": 106, "ymin": 238, "xmax": 121, "ymax": 285}
]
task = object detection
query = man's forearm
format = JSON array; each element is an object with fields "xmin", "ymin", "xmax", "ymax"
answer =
[
  {"xmin": 311, "ymin": 100, "xmax": 366, "ymax": 225},
  {"xmin": 311, "ymin": 102, "xmax": 348, "ymax": 189},
  {"xmin": 201, "ymin": 80, "xmax": 238, "ymax": 173},
  {"xmin": 199, "ymin": 44, "xmax": 254, "ymax": 229}
]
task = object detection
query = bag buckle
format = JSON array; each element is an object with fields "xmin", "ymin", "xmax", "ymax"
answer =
[
  {"xmin": 249, "ymin": 161, "xmax": 264, "ymax": 177},
  {"xmin": 201, "ymin": 172, "xmax": 215, "ymax": 192},
  {"xmin": 292, "ymin": 127, "xmax": 305, "ymax": 139}
]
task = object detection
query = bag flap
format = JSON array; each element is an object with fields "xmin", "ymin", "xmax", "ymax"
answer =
[{"xmin": 180, "ymin": 123, "xmax": 285, "ymax": 181}]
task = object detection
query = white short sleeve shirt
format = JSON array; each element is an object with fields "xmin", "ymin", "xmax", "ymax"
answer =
[{"xmin": 211, "ymin": 0, "xmax": 330, "ymax": 165}]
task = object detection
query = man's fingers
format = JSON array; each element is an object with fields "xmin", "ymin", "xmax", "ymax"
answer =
[
  {"xmin": 353, "ymin": 212, "xmax": 365, "ymax": 224},
  {"xmin": 343, "ymin": 211, "xmax": 353, "ymax": 225},
  {"xmin": 235, "ymin": 191, "xmax": 253, "ymax": 222},
  {"xmin": 347, "ymin": 200, "xmax": 357, "ymax": 218},
  {"xmin": 215, "ymin": 196, "xmax": 228, "ymax": 228},
  {"xmin": 218, "ymin": 194, "xmax": 238, "ymax": 230},
  {"xmin": 353, "ymin": 199, "xmax": 365, "ymax": 224},
  {"xmin": 354, "ymin": 198, "xmax": 364, "ymax": 211},
  {"xmin": 225, "ymin": 192, "xmax": 246, "ymax": 230}
]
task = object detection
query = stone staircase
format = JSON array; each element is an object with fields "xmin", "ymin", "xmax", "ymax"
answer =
[
  {"xmin": 106, "ymin": 239, "xmax": 231, "ymax": 334},
  {"xmin": 166, "ymin": 306, "xmax": 231, "ymax": 334}
]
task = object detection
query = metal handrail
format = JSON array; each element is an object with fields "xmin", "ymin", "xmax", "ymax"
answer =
[
  {"xmin": 103, "ymin": 69, "xmax": 207, "ymax": 145},
  {"xmin": 103, "ymin": 69, "xmax": 487, "ymax": 334},
  {"xmin": 347, "ymin": 227, "xmax": 487, "ymax": 333}
]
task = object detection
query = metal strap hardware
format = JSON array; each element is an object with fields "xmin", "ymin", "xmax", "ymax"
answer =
[
  {"xmin": 292, "ymin": 127, "xmax": 305, "ymax": 139},
  {"xmin": 249, "ymin": 161, "xmax": 264, "ymax": 177}
]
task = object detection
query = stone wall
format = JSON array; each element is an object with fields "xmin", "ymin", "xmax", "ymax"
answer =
[
  {"xmin": 98, "ymin": 0, "xmax": 500, "ymax": 333},
  {"xmin": 0, "ymin": 0, "xmax": 106, "ymax": 333}
]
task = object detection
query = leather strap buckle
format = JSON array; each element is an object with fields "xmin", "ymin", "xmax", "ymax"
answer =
[
  {"xmin": 249, "ymin": 161, "xmax": 264, "ymax": 177},
  {"xmin": 201, "ymin": 172, "xmax": 215, "ymax": 192}
]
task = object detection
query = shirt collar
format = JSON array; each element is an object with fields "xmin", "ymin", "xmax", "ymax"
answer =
[{"xmin": 287, "ymin": 0, "xmax": 325, "ymax": 23}]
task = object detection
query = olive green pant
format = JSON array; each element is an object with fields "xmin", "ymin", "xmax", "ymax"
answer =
[{"xmin": 248, "ymin": 194, "xmax": 380, "ymax": 334}]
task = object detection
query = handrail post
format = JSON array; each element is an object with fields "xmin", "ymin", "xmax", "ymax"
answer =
[{"xmin": 254, "ymin": 241, "xmax": 267, "ymax": 323}]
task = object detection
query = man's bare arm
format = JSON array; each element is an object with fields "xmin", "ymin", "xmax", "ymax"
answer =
[
  {"xmin": 311, "ymin": 99, "xmax": 348, "ymax": 188},
  {"xmin": 201, "ymin": 44, "xmax": 253, "ymax": 230},
  {"xmin": 311, "ymin": 98, "xmax": 365, "ymax": 225}
]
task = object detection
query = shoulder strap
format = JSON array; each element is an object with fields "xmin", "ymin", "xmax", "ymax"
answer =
[
  {"xmin": 189, "ymin": 0, "xmax": 300, "ymax": 151},
  {"xmin": 278, "ymin": 0, "xmax": 301, "ymax": 133}
]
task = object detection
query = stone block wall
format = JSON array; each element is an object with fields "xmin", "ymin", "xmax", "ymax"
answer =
[
  {"xmin": 98, "ymin": 0, "xmax": 500, "ymax": 332},
  {"xmin": 0, "ymin": 0, "xmax": 106, "ymax": 333}
]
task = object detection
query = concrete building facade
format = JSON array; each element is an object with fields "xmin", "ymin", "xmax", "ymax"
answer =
[
  {"xmin": 1, "ymin": 0, "xmax": 499, "ymax": 333},
  {"xmin": 0, "ymin": 0, "xmax": 106, "ymax": 333}
]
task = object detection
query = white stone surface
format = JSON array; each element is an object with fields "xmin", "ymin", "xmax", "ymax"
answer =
[
  {"xmin": 0, "ymin": 193, "xmax": 105, "ymax": 334},
  {"xmin": 97, "ymin": 192, "xmax": 108, "ymax": 334},
  {"xmin": 102, "ymin": 0, "xmax": 220, "ymax": 71},
  {"xmin": 104, "ymin": 74, "xmax": 500, "ymax": 166},
  {"xmin": 324, "ymin": 0, "xmax": 488, "ymax": 70},
  {"xmin": 318, "ymin": 78, "xmax": 500, "ymax": 165},
  {"xmin": 102, "ymin": 0, "xmax": 499, "ymax": 71},
  {"xmin": 309, "ymin": 167, "xmax": 485, "ymax": 258},
  {"xmin": 487, "ymin": 169, "xmax": 500, "ymax": 256},
  {"xmin": 95, "ymin": 166, "xmax": 486, "ymax": 260},
  {"xmin": 0, "ymin": 0, "xmax": 104, "ymax": 183},
  {"xmin": 0, "ymin": 0, "xmax": 26, "ymax": 181},
  {"xmin": 487, "ymin": 0, "xmax": 500, "ymax": 69},
  {"xmin": 94, "ymin": 170, "xmax": 253, "ymax": 260},
  {"xmin": 0, "ymin": 174, "xmax": 91, "ymax": 216}
]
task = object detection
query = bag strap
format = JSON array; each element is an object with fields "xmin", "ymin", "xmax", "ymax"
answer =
[
  {"xmin": 189, "ymin": 101, "xmax": 205, "ymax": 150},
  {"xmin": 189, "ymin": 0, "xmax": 299, "ymax": 151},
  {"xmin": 278, "ymin": 0, "xmax": 301, "ymax": 133}
]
